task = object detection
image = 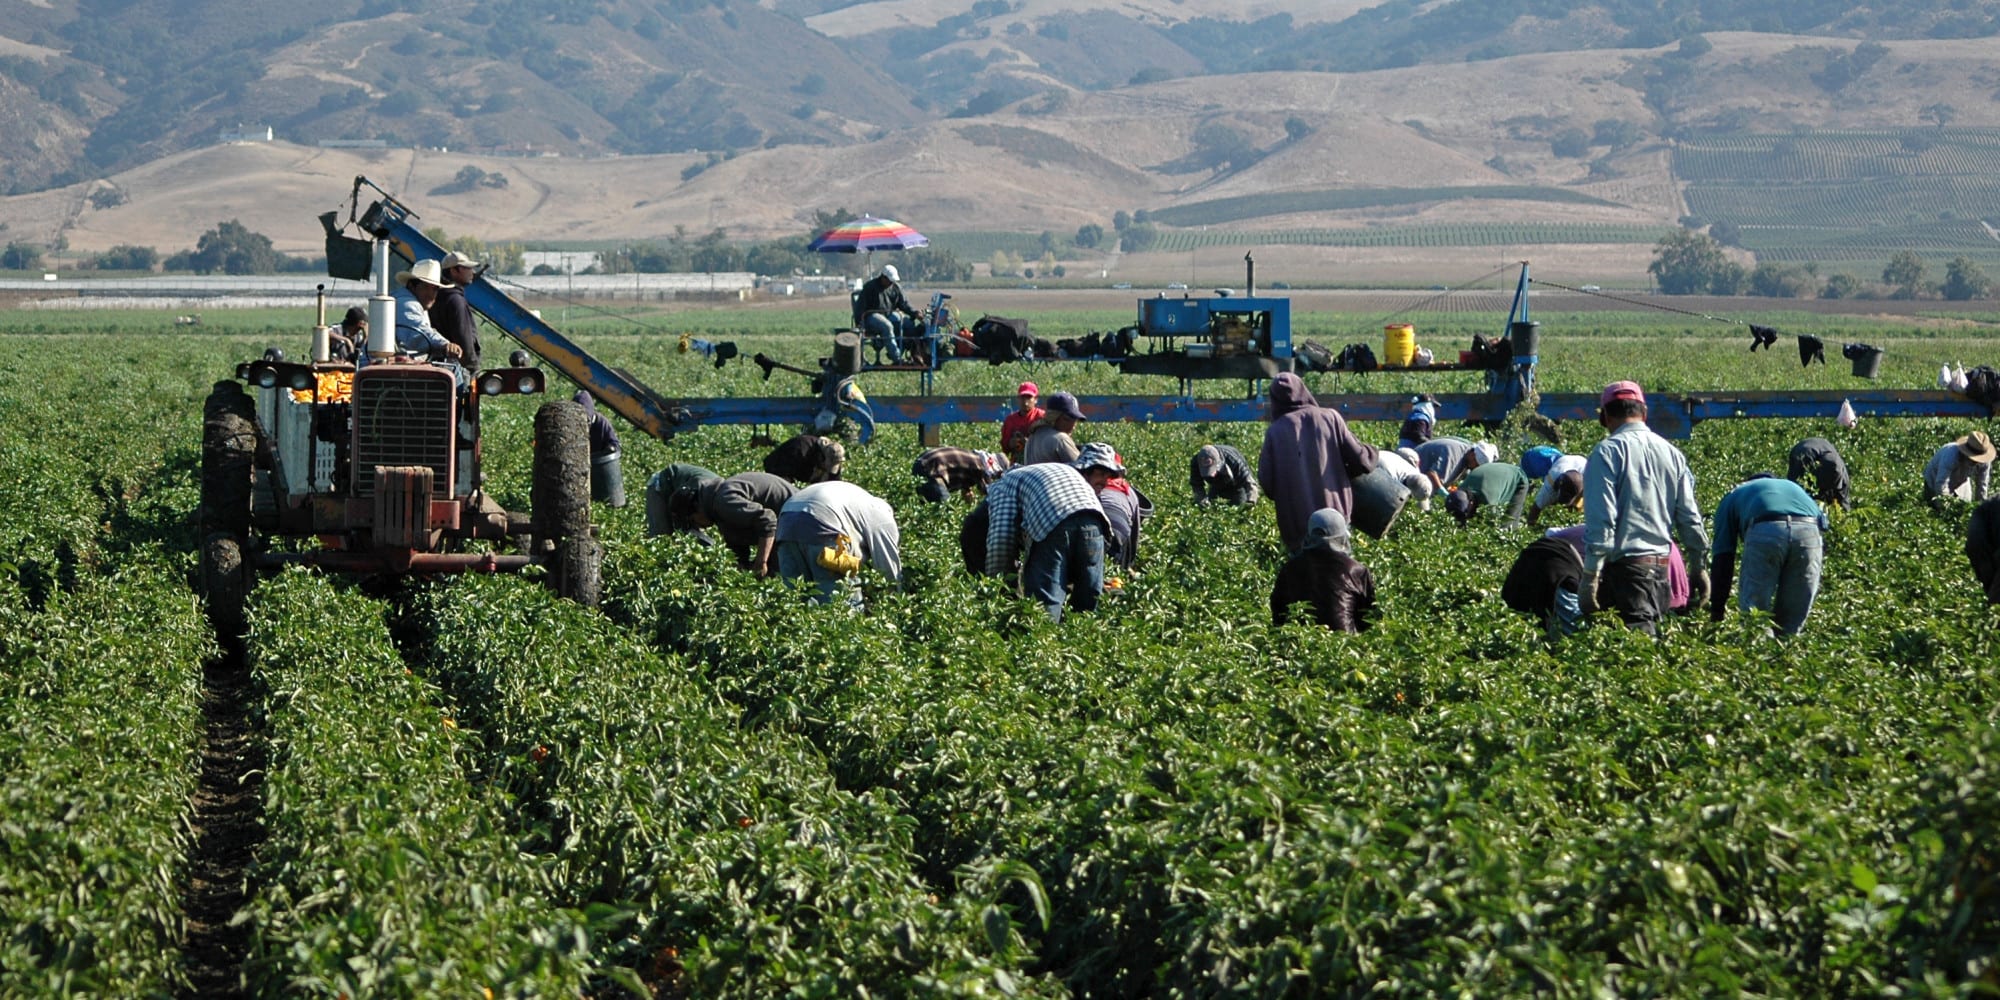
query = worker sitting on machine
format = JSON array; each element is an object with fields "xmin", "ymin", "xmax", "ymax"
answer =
[{"xmin": 855, "ymin": 264, "xmax": 922, "ymax": 363}]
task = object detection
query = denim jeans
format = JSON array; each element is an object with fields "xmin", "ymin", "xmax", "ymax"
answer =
[
  {"xmin": 1021, "ymin": 512, "xmax": 1104, "ymax": 623},
  {"xmin": 1736, "ymin": 520, "xmax": 1822, "ymax": 635},
  {"xmin": 863, "ymin": 313, "xmax": 912, "ymax": 362}
]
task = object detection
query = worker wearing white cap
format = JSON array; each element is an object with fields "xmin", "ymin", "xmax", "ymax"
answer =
[{"xmin": 856, "ymin": 263, "xmax": 921, "ymax": 362}]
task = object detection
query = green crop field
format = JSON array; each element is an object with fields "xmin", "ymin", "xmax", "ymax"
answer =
[{"xmin": 3, "ymin": 302, "xmax": 1999, "ymax": 997}]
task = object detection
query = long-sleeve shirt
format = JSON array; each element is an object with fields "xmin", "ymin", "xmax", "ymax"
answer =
[
  {"xmin": 1924, "ymin": 442, "xmax": 1991, "ymax": 502},
  {"xmin": 1710, "ymin": 477, "xmax": 1823, "ymax": 559},
  {"xmin": 1460, "ymin": 462, "xmax": 1528, "ymax": 509},
  {"xmin": 698, "ymin": 472, "xmax": 795, "ymax": 566},
  {"xmin": 1968, "ymin": 497, "xmax": 2000, "ymax": 602},
  {"xmin": 1021, "ymin": 422, "xmax": 1081, "ymax": 466},
  {"xmin": 1270, "ymin": 548, "xmax": 1374, "ymax": 631},
  {"xmin": 1548, "ymin": 524, "xmax": 1690, "ymax": 610},
  {"xmin": 1191, "ymin": 445, "xmax": 1258, "ymax": 504},
  {"xmin": 1257, "ymin": 374, "xmax": 1377, "ymax": 552},
  {"xmin": 1581, "ymin": 420, "xmax": 1709, "ymax": 575},
  {"xmin": 776, "ymin": 481, "xmax": 901, "ymax": 583},
  {"xmin": 427, "ymin": 285, "xmax": 482, "ymax": 372},
  {"xmin": 1531, "ymin": 454, "xmax": 1588, "ymax": 510},
  {"xmin": 1786, "ymin": 438, "xmax": 1850, "ymax": 506},
  {"xmin": 913, "ymin": 447, "xmax": 1006, "ymax": 493},
  {"xmin": 391, "ymin": 286, "xmax": 450, "ymax": 356},
  {"xmin": 983, "ymin": 463, "xmax": 1107, "ymax": 577},
  {"xmin": 1098, "ymin": 482, "xmax": 1144, "ymax": 570},
  {"xmin": 1415, "ymin": 436, "xmax": 1476, "ymax": 487}
]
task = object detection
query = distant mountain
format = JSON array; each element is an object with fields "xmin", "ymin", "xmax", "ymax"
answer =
[
  {"xmin": 3, "ymin": 0, "xmax": 1993, "ymax": 198},
  {"xmin": 2, "ymin": 1, "xmax": 1998, "ymax": 279}
]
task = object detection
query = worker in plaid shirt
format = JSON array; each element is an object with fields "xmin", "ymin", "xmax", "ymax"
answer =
[
  {"xmin": 912, "ymin": 446, "xmax": 1010, "ymax": 502},
  {"xmin": 983, "ymin": 447, "xmax": 1114, "ymax": 622}
]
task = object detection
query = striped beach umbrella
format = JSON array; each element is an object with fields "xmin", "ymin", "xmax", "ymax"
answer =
[{"xmin": 806, "ymin": 216, "xmax": 929, "ymax": 254}]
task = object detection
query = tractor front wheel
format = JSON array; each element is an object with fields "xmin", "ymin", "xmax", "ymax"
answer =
[{"xmin": 201, "ymin": 531, "xmax": 248, "ymax": 637}]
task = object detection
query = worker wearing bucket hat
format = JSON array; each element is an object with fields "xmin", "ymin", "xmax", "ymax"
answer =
[
  {"xmin": 1579, "ymin": 380, "xmax": 1710, "ymax": 634},
  {"xmin": 999, "ymin": 381, "xmax": 1044, "ymax": 463},
  {"xmin": 1922, "ymin": 430, "xmax": 1994, "ymax": 505}
]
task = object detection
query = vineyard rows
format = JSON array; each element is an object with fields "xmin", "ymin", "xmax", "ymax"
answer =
[
  {"xmin": 1672, "ymin": 128, "xmax": 2000, "ymax": 182},
  {"xmin": 1684, "ymin": 177, "xmax": 2000, "ymax": 230},
  {"xmin": 4, "ymin": 315, "xmax": 1999, "ymax": 995}
]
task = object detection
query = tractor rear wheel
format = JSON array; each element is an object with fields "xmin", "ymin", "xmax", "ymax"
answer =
[
  {"xmin": 532, "ymin": 400, "xmax": 594, "ymax": 604},
  {"xmin": 201, "ymin": 531, "xmax": 248, "ymax": 637},
  {"xmin": 202, "ymin": 383, "xmax": 257, "ymax": 538}
]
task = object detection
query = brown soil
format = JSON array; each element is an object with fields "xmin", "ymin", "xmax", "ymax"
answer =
[{"xmin": 177, "ymin": 639, "xmax": 265, "ymax": 999}]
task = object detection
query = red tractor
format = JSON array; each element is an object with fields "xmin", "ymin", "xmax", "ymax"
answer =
[{"xmin": 198, "ymin": 310, "xmax": 602, "ymax": 634}]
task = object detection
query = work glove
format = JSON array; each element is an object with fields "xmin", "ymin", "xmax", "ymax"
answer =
[
  {"xmin": 1688, "ymin": 569, "xmax": 1712, "ymax": 611},
  {"xmin": 1578, "ymin": 571, "xmax": 1601, "ymax": 617}
]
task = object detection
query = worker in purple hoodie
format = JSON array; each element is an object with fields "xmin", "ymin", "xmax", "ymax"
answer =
[{"xmin": 1257, "ymin": 372, "xmax": 1379, "ymax": 552}]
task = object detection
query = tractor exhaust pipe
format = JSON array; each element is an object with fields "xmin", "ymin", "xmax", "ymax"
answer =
[
  {"xmin": 312, "ymin": 283, "xmax": 333, "ymax": 362},
  {"xmin": 1244, "ymin": 252, "xmax": 1255, "ymax": 297},
  {"xmin": 366, "ymin": 239, "xmax": 395, "ymax": 360}
]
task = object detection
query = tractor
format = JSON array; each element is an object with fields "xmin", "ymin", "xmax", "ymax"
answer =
[{"xmin": 198, "ymin": 285, "xmax": 602, "ymax": 635}]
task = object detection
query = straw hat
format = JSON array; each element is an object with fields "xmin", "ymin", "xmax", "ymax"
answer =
[{"xmin": 1957, "ymin": 431, "xmax": 1996, "ymax": 464}]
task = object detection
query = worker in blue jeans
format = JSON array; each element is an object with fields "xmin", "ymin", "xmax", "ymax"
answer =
[
  {"xmin": 1709, "ymin": 473, "xmax": 1825, "ymax": 636},
  {"xmin": 982, "ymin": 451, "xmax": 1112, "ymax": 622}
]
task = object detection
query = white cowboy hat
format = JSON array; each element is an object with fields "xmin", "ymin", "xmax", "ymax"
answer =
[{"xmin": 394, "ymin": 258, "xmax": 452, "ymax": 288}]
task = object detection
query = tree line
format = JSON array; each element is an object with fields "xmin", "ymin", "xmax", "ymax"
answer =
[{"xmin": 1649, "ymin": 228, "xmax": 1994, "ymax": 301}]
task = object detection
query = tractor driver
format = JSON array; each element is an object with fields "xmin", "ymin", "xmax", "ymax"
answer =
[
  {"xmin": 856, "ymin": 264, "xmax": 921, "ymax": 362},
  {"xmin": 369, "ymin": 258, "xmax": 465, "ymax": 386}
]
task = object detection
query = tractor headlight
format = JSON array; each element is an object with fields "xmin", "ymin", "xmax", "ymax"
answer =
[
  {"xmin": 518, "ymin": 374, "xmax": 540, "ymax": 394},
  {"xmin": 257, "ymin": 368, "xmax": 278, "ymax": 388},
  {"xmin": 481, "ymin": 374, "xmax": 505, "ymax": 396},
  {"xmin": 289, "ymin": 370, "xmax": 313, "ymax": 391}
]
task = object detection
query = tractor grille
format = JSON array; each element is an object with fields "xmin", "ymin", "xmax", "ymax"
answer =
[{"xmin": 352, "ymin": 370, "xmax": 455, "ymax": 498}]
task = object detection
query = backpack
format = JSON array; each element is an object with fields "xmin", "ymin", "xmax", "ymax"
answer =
[{"xmin": 971, "ymin": 315, "xmax": 1033, "ymax": 364}]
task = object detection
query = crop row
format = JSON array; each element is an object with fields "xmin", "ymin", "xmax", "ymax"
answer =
[
  {"xmin": 0, "ymin": 332, "xmax": 227, "ymax": 996},
  {"xmin": 1149, "ymin": 186, "xmax": 1619, "ymax": 228},
  {"xmin": 1139, "ymin": 223, "xmax": 1668, "ymax": 253},
  {"xmin": 1685, "ymin": 176, "xmax": 2000, "ymax": 230},
  {"xmin": 1672, "ymin": 129, "xmax": 2000, "ymax": 182},
  {"xmin": 240, "ymin": 570, "xmax": 600, "ymax": 997},
  {"xmin": 409, "ymin": 570, "xmax": 1055, "ymax": 995}
]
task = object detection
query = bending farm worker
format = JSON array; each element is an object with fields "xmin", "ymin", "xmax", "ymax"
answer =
[
  {"xmin": 1708, "ymin": 473, "xmax": 1826, "ymax": 636},
  {"xmin": 1191, "ymin": 444, "xmax": 1259, "ymax": 507},
  {"xmin": 1270, "ymin": 507, "xmax": 1375, "ymax": 632}
]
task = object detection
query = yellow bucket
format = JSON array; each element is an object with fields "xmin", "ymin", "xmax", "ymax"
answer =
[{"xmin": 1383, "ymin": 323, "xmax": 1417, "ymax": 367}]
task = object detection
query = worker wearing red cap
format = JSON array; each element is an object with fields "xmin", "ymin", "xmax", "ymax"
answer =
[
  {"xmin": 999, "ymin": 381, "xmax": 1043, "ymax": 464},
  {"xmin": 1579, "ymin": 380, "xmax": 1710, "ymax": 634}
]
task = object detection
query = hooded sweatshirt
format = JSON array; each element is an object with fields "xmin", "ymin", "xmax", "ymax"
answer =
[
  {"xmin": 1270, "ymin": 507, "xmax": 1374, "ymax": 631},
  {"xmin": 1257, "ymin": 373, "xmax": 1378, "ymax": 551}
]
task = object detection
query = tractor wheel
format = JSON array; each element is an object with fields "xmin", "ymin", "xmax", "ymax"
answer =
[
  {"xmin": 201, "ymin": 531, "xmax": 249, "ymax": 637},
  {"xmin": 202, "ymin": 384, "xmax": 257, "ymax": 538},
  {"xmin": 532, "ymin": 401, "xmax": 591, "ymax": 542},
  {"xmin": 532, "ymin": 401, "xmax": 594, "ymax": 604},
  {"xmin": 553, "ymin": 535, "xmax": 603, "ymax": 607}
]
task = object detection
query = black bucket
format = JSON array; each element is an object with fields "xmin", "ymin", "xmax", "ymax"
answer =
[
  {"xmin": 1349, "ymin": 464, "xmax": 1411, "ymax": 540},
  {"xmin": 321, "ymin": 212, "xmax": 374, "ymax": 282},
  {"xmin": 1508, "ymin": 320, "xmax": 1539, "ymax": 361},
  {"xmin": 1847, "ymin": 344, "xmax": 1883, "ymax": 379}
]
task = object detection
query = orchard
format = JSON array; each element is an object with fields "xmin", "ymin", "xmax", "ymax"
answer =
[{"xmin": 2, "ymin": 301, "xmax": 1996, "ymax": 997}]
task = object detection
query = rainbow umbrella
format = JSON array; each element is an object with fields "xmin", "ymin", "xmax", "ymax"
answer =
[{"xmin": 806, "ymin": 216, "xmax": 929, "ymax": 254}]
